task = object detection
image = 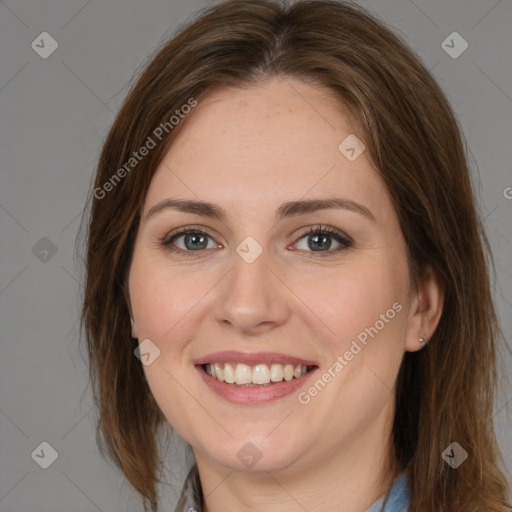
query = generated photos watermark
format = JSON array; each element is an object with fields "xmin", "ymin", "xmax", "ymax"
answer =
[
  {"xmin": 297, "ymin": 301, "xmax": 403, "ymax": 405},
  {"xmin": 94, "ymin": 97, "xmax": 197, "ymax": 199}
]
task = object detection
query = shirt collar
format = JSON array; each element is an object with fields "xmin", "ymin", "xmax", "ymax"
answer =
[{"xmin": 364, "ymin": 472, "xmax": 410, "ymax": 512}]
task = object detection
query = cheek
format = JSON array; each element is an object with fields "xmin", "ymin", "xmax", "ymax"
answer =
[
  {"xmin": 129, "ymin": 248, "xmax": 204, "ymax": 339},
  {"xmin": 297, "ymin": 257, "xmax": 408, "ymax": 356},
  {"xmin": 296, "ymin": 262, "xmax": 407, "ymax": 431},
  {"xmin": 128, "ymin": 251, "xmax": 202, "ymax": 432}
]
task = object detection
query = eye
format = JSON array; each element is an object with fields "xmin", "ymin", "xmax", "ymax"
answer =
[
  {"xmin": 161, "ymin": 226, "xmax": 219, "ymax": 257},
  {"xmin": 292, "ymin": 224, "xmax": 353, "ymax": 256},
  {"xmin": 161, "ymin": 224, "xmax": 353, "ymax": 257}
]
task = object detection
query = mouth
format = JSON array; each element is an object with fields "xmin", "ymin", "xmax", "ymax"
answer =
[
  {"xmin": 200, "ymin": 362, "xmax": 316, "ymax": 386},
  {"xmin": 194, "ymin": 351, "xmax": 319, "ymax": 404}
]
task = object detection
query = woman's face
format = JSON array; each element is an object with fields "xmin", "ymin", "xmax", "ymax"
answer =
[{"xmin": 128, "ymin": 77, "xmax": 422, "ymax": 475}]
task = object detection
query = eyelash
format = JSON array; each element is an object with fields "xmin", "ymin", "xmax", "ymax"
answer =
[{"xmin": 160, "ymin": 224, "xmax": 353, "ymax": 258}]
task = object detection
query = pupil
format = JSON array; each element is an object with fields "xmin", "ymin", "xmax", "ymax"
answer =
[
  {"xmin": 310, "ymin": 234, "xmax": 331, "ymax": 251},
  {"xmin": 185, "ymin": 233, "xmax": 207, "ymax": 250}
]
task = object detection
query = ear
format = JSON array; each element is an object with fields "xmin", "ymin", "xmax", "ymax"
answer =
[
  {"xmin": 123, "ymin": 281, "xmax": 139, "ymax": 339},
  {"xmin": 405, "ymin": 266, "xmax": 444, "ymax": 352},
  {"xmin": 131, "ymin": 316, "xmax": 139, "ymax": 339}
]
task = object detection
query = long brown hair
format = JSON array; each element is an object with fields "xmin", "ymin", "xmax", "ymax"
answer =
[{"xmin": 79, "ymin": 1, "xmax": 512, "ymax": 510}]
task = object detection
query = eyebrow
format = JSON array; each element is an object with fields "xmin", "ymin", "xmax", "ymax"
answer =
[{"xmin": 146, "ymin": 197, "xmax": 375, "ymax": 223}]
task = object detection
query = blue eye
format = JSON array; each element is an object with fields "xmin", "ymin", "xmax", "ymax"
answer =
[
  {"xmin": 162, "ymin": 227, "xmax": 217, "ymax": 256},
  {"xmin": 161, "ymin": 224, "xmax": 353, "ymax": 257},
  {"xmin": 293, "ymin": 225, "xmax": 353, "ymax": 255}
]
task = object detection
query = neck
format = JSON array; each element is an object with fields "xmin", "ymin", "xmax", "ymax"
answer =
[{"xmin": 194, "ymin": 402, "xmax": 398, "ymax": 512}]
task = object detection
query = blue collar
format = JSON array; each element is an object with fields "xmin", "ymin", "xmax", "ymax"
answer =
[{"xmin": 365, "ymin": 472, "xmax": 410, "ymax": 512}]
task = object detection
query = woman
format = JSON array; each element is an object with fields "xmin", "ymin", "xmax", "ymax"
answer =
[{"xmin": 80, "ymin": 1, "xmax": 512, "ymax": 510}]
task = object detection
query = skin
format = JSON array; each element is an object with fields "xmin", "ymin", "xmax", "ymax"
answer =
[{"xmin": 128, "ymin": 76, "xmax": 444, "ymax": 512}]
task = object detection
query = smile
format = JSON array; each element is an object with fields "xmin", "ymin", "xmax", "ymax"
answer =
[
  {"xmin": 194, "ymin": 351, "xmax": 319, "ymax": 404},
  {"xmin": 203, "ymin": 362, "xmax": 314, "ymax": 386}
]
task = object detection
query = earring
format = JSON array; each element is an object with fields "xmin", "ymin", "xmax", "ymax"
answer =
[{"xmin": 419, "ymin": 337, "xmax": 429, "ymax": 347}]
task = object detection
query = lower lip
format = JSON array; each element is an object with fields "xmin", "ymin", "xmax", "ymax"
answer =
[{"xmin": 196, "ymin": 365, "xmax": 318, "ymax": 405}]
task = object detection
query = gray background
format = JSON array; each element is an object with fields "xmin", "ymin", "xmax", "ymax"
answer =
[{"xmin": 0, "ymin": 0, "xmax": 511, "ymax": 510}]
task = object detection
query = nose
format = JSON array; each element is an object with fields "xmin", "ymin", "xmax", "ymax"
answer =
[{"xmin": 214, "ymin": 244, "xmax": 291, "ymax": 335}]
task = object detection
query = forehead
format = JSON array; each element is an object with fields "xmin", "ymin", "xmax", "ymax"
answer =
[
  {"xmin": 143, "ymin": 77, "xmax": 390, "ymax": 221},
  {"xmin": 176, "ymin": 76, "xmax": 357, "ymax": 154}
]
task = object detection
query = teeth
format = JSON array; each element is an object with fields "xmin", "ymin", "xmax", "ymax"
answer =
[
  {"xmin": 205, "ymin": 362, "xmax": 312, "ymax": 386},
  {"xmin": 252, "ymin": 364, "xmax": 270, "ymax": 384},
  {"xmin": 223, "ymin": 363, "xmax": 235, "ymax": 384},
  {"xmin": 235, "ymin": 364, "xmax": 252, "ymax": 385},
  {"xmin": 214, "ymin": 363, "xmax": 224, "ymax": 381},
  {"xmin": 270, "ymin": 364, "xmax": 283, "ymax": 382},
  {"xmin": 283, "ymin": 364, "xmax": 294, "ymax": 381}
]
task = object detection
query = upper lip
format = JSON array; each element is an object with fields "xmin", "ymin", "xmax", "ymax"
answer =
[{"xmin": 193, "ymin": 351, "xmax": 318, "ymax": 367}]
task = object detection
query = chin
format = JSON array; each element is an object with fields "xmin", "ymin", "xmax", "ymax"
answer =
[{"xmin": 198, "ymin": 431, "xmax": 308, "ymax": 474}]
